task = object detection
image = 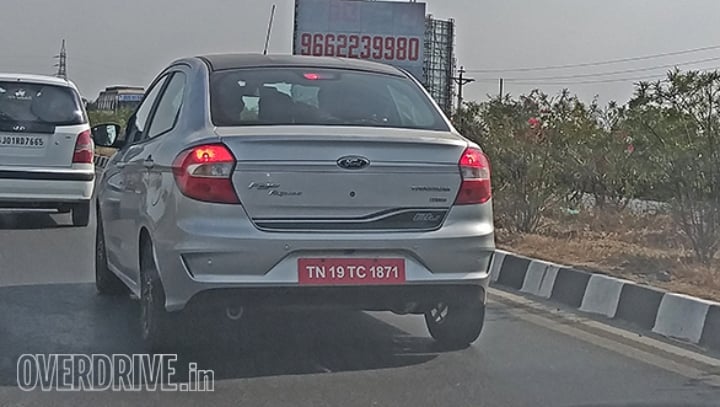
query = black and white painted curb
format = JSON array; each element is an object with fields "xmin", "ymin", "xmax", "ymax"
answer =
[
  {"xmin": 490, "ymin": 250, "xmax": 720, "ymax": 352},
  {"xmin": 93, "ymin": 154, "xmax": 110, "ymax": 169}
]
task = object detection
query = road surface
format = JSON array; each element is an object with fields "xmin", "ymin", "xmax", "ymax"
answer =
[{"xmin": 0, "ymin": 210, "xmax": 718, "ymax": 406}]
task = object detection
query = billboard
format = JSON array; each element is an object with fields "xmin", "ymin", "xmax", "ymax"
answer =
[
  {"xmin": 117, "ymin": 94, "xmax": 143, "ymax": 102},
  {"xmin": 293, "ymin": 0, "xmax": 427, "ymax": 80}
]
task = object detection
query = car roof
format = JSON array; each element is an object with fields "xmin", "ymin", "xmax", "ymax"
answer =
[
  {"xmin": 197, "ymin": 53, "xmax": 404, "ymax": 76},
  {"xmin": 0, "ymin": 73, "xmax": 74, "ymax": 88}
]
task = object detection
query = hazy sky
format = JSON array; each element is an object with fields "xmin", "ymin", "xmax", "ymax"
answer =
[{"xmin": 2, "ymin": 0, "xmax": 720, "ymax": 106}]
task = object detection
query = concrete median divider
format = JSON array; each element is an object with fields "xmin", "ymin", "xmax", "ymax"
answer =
[
  {"xmin": 700, "ymin": 304, "xmax": 720, "ymax": 351},
  {"xmin": 614, "ymin": 284, "xmax": 665, "ymax": 330},
  {"xmin": 489, "ymin": 251, "xmax": 508, "ymax": 283},
  {"xmin": 94, "ymin": 154, "xmax": 110, "ymax": 169},
  {"xmin": 496, "ymin": 254, "xmax": 530, "ymax": 290},
  {"xmin": 652, "ymin": 293, "xmax": 714, "ymax": 344},
  {"xmin": 580, "ymin": 274, "xmax": 630, "ymax": 318},
  {"xmin": 520, "ymin": 260, "xmax": 559, "ymax": 299},
  {"xmin": 550, "ymin": 268, "xmax": 592, "ymax": 308},
  {"xmin": 492, "ymin": 250, "xmax": 720, "ymax": 352}
]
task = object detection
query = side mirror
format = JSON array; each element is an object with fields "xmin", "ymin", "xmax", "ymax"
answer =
[{"xmin": 91, "ymin": 124, "xmax": 123, "ymax": 148}]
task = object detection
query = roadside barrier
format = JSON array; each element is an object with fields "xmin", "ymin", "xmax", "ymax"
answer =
[{"xmin": 490, "ymin": 252, "xmax": 720, "ymax": 352}]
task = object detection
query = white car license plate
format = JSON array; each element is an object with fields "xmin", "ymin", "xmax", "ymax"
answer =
[{"xmin": 0, "ymin": 135, "xmax": 46, "ymax": 148}]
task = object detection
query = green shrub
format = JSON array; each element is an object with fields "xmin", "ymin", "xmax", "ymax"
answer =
[{"xmin": 88, "ymin": 109, "xmax": 134, "ymax": 130}]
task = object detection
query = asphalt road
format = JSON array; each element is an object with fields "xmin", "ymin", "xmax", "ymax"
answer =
[{"xmin": 0, "ymin": 210, "xmax": 719, "ymax": 406}]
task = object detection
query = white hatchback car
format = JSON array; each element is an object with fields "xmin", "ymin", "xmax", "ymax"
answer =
[{"xmin": 0, "ymin": 74, "xmax": 94, "ymax": 226}]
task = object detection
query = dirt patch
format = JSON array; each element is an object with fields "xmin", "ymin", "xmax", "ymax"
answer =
[{"xmin": 496, "ymin": 209, "xmax": 720, "ymax": 302}]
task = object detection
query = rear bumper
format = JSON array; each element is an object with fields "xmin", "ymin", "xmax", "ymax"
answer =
[
  {"xmin": 152, "ymin": 202, "xmax": 495, "ymax": 312},
  {"xmin": 186, "ymin": 284, "xmax": 487, "ymax": 313},
  {"xmin": 0, "ymin": 170, "xmax": 94, "ymax": 181},
  {"xmin": 0, "ymin": 170, "xmax": 94, "ymax": 205}
]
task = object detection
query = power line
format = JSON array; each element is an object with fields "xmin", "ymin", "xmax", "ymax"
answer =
[
  {"xmin": 490, "ymin": 65, "xmax": 718, "ymax": 86},
  {"xmin": 470, "ymin": 75, "xmax": 662, "ymax": 85},
  {"xmin": 507, "ymin": 74, "xmax": 667, "ymax": 86},
  {"xmin": 489, "ymin": 55, "xmax": 720, "ymax": 82},
  {"xmin": 470, "ymin": 73, "xmax": 663, "ymax": 84},
  {"xmin": 466, "ymin": 44, "xmax": 720, "ymax": 73}
]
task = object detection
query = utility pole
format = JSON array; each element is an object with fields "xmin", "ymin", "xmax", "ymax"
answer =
[
  {"xmin": 499, "ymin": 78, "xmax": 504, "ymax": 99},
  {"xmin": 453, "ymin": 66, "xmax": 475, "ymax": 112},
  {"xmin": 54, "ymin": 40, "xmax": 67, "ymax": 80}
]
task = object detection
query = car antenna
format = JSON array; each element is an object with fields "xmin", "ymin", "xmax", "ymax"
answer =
[{"xmin": 263, "ymin": 4, "xmax": 276, "ymax": 55}]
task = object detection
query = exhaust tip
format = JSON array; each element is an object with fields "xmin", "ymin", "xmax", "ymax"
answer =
[
  {"xmin": 225, "ymin": 306, "xmax": 244, "ymax": 320},
  {"xmin": 392, "ymin": 302, "xmax": 419, "ymax": 315}
]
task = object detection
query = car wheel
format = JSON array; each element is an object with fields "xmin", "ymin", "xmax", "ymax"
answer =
[
  {"xmin": 72, "ymin": 202, "xmax": 90, "ymax": 226},
  {"xmin": 425, "ymin": 299, "xmax": 485, "ymax": 350},
  {"xmin": 140, "ymin": 240, "xmax": 176, "ymax": 352},
  {"xmin": 95, "ymin": 209, "xmax": 127, "ymax": 295}
]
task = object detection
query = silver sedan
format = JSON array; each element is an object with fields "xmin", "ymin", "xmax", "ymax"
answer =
[{"xmin": 92, "ymin": 54, "xmax": 495, "ymax": 350}]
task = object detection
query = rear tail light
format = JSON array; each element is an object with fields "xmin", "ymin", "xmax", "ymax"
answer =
[
  {"xmin": 172, "ymin": 144, "xmax": 240, "ymax": 204},
  {"xmin": 454, "ymin": 147, "xmax": 492, "ymax": 205},
  {"xmin": 72, "ymin": 130, "xmax": 94, "ymax": 164}
]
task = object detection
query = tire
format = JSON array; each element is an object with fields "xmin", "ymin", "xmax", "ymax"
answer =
[
  {"xmin": 425, "ymin": 298, "xmax": 485, "ymax": 350},
  {"xmin": 140, "ymin": 240, "xmax": 177, "ymax": 352},
  {"xmin": 95, "ymin": 209, "xmax": 127, "ymax": 296},
  {"xmin": 72, "ymin": 202, "xmax": 90, "ymax": 226}
]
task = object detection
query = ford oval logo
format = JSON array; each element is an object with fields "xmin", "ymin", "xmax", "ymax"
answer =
[{"xmin": 337, "ymin": 155, "xmax": 370, "ymax": 170}]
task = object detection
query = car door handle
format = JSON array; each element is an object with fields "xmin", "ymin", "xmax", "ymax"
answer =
[{"xmin": 143, "ymin": 159, "xmax": 155, "ymax": 169}]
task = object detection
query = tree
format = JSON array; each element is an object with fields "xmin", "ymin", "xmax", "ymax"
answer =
[
  {"xmin": 627, "ymin": 70, "xmax": 720, "ymax": 262},
  {"xmin": 455, "ymin": 92, "xmax": 570, "ymax": 233},
  {"xmin": 560, "ymin": 100, "xmax": 644, "ymax": 210}
]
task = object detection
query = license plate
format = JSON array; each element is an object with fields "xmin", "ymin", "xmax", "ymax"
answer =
[
  {"xmin": 0, "ymin": 135, "xmax": 45, "ymax": 148},
  {"xmin": 298, "ymin": 258, "xmax": 406, "ymax": 285}
]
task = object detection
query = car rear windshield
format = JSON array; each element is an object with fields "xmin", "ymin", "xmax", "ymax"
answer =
[
  {"xmin": 0, "ymin": 81, "xmax": 85, "ymax": 126},
  {"xmin": 209, "ymin": 68, "xmax": 449, "ymax": 131}
]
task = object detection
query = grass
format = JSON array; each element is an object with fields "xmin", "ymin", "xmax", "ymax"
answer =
[{"xmin": 496, "ymin": 208, "xmax": 720, "ymax": 302}]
